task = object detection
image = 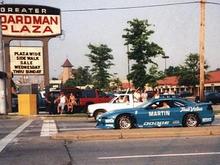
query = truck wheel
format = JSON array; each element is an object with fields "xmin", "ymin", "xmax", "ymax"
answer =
[{"xmin": 94, "ymin": 111, "xmax": 104, "ymax": 120}]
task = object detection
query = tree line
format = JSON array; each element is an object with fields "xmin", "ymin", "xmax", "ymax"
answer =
[{"xmin": 62, "ymin": 18, "xmax": 209, "ymax": 91}]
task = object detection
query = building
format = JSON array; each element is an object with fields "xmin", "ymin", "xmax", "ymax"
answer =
[
  {"xmin": 60, "ymin": 59, "xmax": 73, "ymax": 83},
  {"xmin": 156, "ymin": 76, "xmax": 181, "ymax": 93},
  {"xmin": 205, "ymin": 70, "xmax": 220, "ymax": 91},
  {"xmin": 156, "ymin": 70, "xmax": 220, "ymax": 94}
]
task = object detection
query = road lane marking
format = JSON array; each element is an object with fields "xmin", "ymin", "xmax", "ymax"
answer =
[
  {"xmin": 40, "ymin": 120, "xmax": 58, "ymax": 137},
  {"xmin": 98, "ymin": 152, "xmax": 220, "ymax": 160},
  {"xmin": 0, "ymin": 119, "xmax": 33, "ymax": 152}
]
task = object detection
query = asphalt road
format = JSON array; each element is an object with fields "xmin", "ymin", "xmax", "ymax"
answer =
[
  {"xmin": 0, "ymin": 115, "xmax": 220, "ymax": 165},
  {"xmin": 0, "ymin": 117, "xmax": 26, "ymax": 139},
  {"xmin": 65, "ymin": 136, "xmax": 220, "ymax": 165}
]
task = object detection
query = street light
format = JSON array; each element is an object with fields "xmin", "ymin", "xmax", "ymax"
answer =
[{"xmin": 162, "ymin": 55, "xmax": 169, "ymax": 73}]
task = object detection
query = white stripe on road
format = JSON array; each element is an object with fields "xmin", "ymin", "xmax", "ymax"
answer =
[
  {"xmin": 0, "ymin": 119, "xmax": 33, "ymax": 152},
  {"xmin": 40, "ymin": 120, "xmax": 58, "ymax": 137},
  {"xmin": 98, "ymin": 152, "xmax": 220, "ymax": 160}
]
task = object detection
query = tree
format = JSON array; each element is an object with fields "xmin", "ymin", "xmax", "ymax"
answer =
[
  {"xmin": 63, "ymin": 66, "xmax": 92, "ymax": 87},
  {"xmin": 165, "ymin": 66, "xmax": 181, "ymax": 76},
  {"xmin": 73, "ymin": 66, "xmax": 92, "ymax": 86},
  {"xmin": 63, "ymin": 78, "xmax": 77, "ymax": 87},
  {"xmin": 86, "ymin": 43, "xmax": 114, "ymax": 89},
  {"xmin": 147, "ymin": 65, "xmax": 165, "ymax": 90},
  {"xmin": 178, "ymin": 53, "xmax": 209, "ymax": 94},
  {"xmin": 122, "ymin": 19, "xmax": 164, "ymax": 89}
]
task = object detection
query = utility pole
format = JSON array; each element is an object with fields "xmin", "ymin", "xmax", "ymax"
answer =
[
  {"xmin": 0, "ymin": 18, "xmax": 7, "ymax": 114},
  {"xmin": 127, "ymin": 44, "xmax": 131, "ymax": 88},
  {"xmin": 199, "ymin": 0, "xmax": 206, "ymax": 101}
]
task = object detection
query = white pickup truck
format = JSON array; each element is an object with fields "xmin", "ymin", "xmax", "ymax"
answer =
[{"xmin": 87, "ymin": 93, "xmax": 143, "ymax": 120}]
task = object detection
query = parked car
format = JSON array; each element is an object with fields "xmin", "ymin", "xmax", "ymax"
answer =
[
  {"xmin": 96, "ymin": 97, "xmax": 215, "ymax": 129},
  {"xmin": 205, "ymin": 92, "xmax": 220, "ymax": 104},
  {"xmin": 62, "ymin": 87, "xmax": 113, "ymax": 113},
  {"xmin": 178, "ymin": 91, "xmax": 193, "ymax": 98},
  {"xmin": 87, "ymin": 93, "xmax": 143, "ymax": 120}
]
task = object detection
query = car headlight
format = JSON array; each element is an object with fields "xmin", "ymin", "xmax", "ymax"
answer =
[
  {"xmin": 98, "ymin": 116, "xmax": 114, "ymax": 123},
  {"xmin": 102, "ymin": 117, "xmax": 114, "ymax": 123},
  {"xmin": 104, "ymin": 118, "xmax": 114, "ymax": 123}
]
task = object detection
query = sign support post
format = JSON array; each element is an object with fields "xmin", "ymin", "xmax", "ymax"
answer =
[
  {"xmin": 3, "ymin": 38, "xmax": 12, "ymax": 113},
  {"xmin": 42, "ymin": 38, "xmax": 50, "ymax": 89},
  {"xmin": 0, "ymin": 18, "xmax": 6, "ymax": 114}
]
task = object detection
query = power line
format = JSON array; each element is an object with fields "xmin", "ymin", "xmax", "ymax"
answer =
[
  {"xmin": 207, "ymin": 1, "xmax": 220, "ymax": 5},
  {"xmin": 62, "ymin": 1, "xmax": 200, "ymax": 13}
]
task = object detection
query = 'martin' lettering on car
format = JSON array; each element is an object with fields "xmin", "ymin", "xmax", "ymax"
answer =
[{"xmin": 149, "ymin": 111, "xmax": 170, "ymax": 116}]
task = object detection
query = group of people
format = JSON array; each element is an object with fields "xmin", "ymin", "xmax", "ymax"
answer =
[
  {"xmin": 45, "ymin": 91, "xmax": 77, "ymax": 114},
  {"xmin": 132, "ymin": 88, "xmax": 176, "ymax": 103},
  {"xmin": 133, "ymin": 89, "xmax": 148, "ymax": 102}
]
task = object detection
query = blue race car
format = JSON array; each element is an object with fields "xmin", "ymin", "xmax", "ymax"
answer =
[{"xmin": 96, "ymin": 97, "xmax": 215, "ymax": 129}]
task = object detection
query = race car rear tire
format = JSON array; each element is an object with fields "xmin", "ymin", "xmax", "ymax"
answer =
[
  {"xmin": 183, "ymin": 113, "xmax": 199, "ymax": 127},
  {"xmin": 115, "ymin": 115, "xmax": 133, "ymax": 129}
]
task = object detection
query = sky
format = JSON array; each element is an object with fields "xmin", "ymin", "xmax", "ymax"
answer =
[{"xmin": 4, "ymin": 0, "xmax": 220, "ymax": 80}]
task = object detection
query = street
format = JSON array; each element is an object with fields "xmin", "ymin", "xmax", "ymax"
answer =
[
  {"xmin": 66, "ymin": 136, "xmax": 220, "ymax": 165},
  {"xmin": 0, "ymin": 115, "xmax": 219, "ymax": 165}
]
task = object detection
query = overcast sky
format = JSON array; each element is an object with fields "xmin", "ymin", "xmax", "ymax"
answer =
[{"xmin": 5, "ymin": 0, "xmax": 220, "ymax": 80}]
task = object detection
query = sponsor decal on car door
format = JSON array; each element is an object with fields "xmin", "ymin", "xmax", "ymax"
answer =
[{"xmin": 144, "ymin": 108, "xmax": 171, "ymax": 127}]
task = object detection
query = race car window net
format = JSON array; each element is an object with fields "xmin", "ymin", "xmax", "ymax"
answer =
[{"xmin": 173, "ymin": 101, "xmax": 186, "ymax": 107}]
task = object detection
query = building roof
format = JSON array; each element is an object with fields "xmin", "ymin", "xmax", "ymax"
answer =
[
  {"xmin": 157, "ymin": 70, "xmax": 220, "ymax": 86},
  {"xmin": 205, "ymin": 70, "xmax": 220, "ymax": 84},
  {"xmin": 61, "ymin": 59, "xmax": 73, "ymax": 67},
  {"xmin": 157, "ymin": 76, "xmax": 179, "ymax": 86}
]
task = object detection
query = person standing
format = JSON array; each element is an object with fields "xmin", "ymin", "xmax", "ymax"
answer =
[
  {"xmin": 67, "ymin": 93, "xmax": 77, "ymax": 113},
  {"xmin": 141, "ymin": 89, "xmax": 148, "ymax": 102},
  {"xmin": 134, "ymin": 89, "xmax": 142, "ymax": 102},
  {"xmin": 56, "ymin": 92, "xmax": 67, "ymax": 114},
  {"xmin": 154, "ymin": 90, "xmax": 160, "ymax": 99},
  {"xmin": 45, "ymin": 92, "xmax": 56, "ymax": 114}
]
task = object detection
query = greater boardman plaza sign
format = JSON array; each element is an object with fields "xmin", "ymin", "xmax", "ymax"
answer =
[
  {"xmin": 10, "ymin": 46, "xmax": 44, "ymax": 75},
  {"xmin": 0, "ymin": 4, "xmax": 61, "ymax": 37}
]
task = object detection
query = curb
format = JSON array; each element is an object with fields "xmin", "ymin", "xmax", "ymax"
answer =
[{"xmin": 51, "ymin": 125, "xmax": 220, "ymax": 141}]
